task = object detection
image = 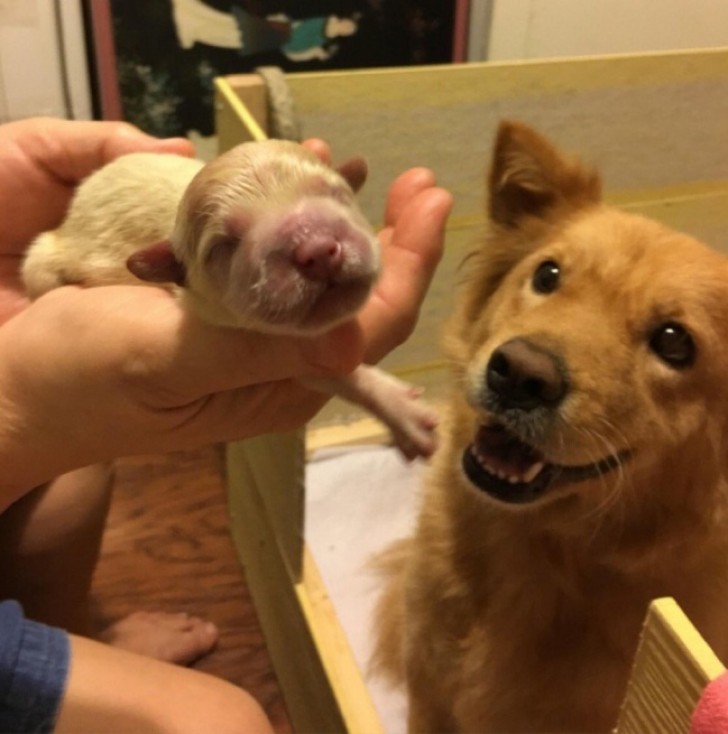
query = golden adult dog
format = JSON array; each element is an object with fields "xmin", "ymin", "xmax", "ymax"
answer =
[{"xmin": 373, "ymin": 121, "xmax": 728, "ymax": 733}]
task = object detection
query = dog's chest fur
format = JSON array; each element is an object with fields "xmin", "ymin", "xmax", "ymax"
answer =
[{"xmin": 407, "ymin": 419, "xmax": 728, "ymax": 731}]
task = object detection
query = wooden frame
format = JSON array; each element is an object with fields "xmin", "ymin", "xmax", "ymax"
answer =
[
  {"xmin": 617, "ymin": 598, "xmax": 725, "ymax": 732},
  {"xmin": 217, "ymin": 50, "xmax": 728, "ymax": 732},
  {"xmin": 225, "ymin": 434, "xmax": 381, "ymax": 733}
]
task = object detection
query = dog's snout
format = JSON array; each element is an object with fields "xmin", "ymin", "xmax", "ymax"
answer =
[{"xmin": 486, "ymin": 338, "xmax": 567, "ymax": 411}]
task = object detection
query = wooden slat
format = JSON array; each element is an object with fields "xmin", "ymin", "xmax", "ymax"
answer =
[
  {"xmin": 215, "ymin": 75, "xmax": 267, "ymax": 152},
  {"xmin": 616, "ymin": 598, "xmax": 726, "ymax": 734},
  {"xmin": 307, "ymin": 416, "xmax": 391, "ymax": 455},
  {"xmin": 226, "ymin": 436, "xmax": 382, "ymax": 733},
  {"xmin": 226, "ymin": 438, "xmax": 348, "ymax": 733},
  {"xmin": 297, "ymin": 549, "xmax": 384, "ymax": 734},
  {"xmin": 615, "ymin": 184, "xmax": 728, "ymax": 255},
  {"xmin": 226, "ymin": 433, "xmax": 304, "ymax": 581}
]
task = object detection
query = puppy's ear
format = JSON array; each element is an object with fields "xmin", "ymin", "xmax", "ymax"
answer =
[
  {"xmin": 127, "ymin": 241, "xmax": 187, "ymax": 286},
  {"xmin": 489, "ymin": 121, "xmax": 601, "ymax": 228},
  {"xmin": 336, "ymin": 156, "xmax": 368, "ymax": 193}
]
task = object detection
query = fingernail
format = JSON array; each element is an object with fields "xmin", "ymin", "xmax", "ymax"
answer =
[
  {"xmin": 160, "ymin": 136, "xmax": 191, "ymax": 146},
  {"xmin": 152, "ymin": 137, "xmax": 196, "ymax": 158}
]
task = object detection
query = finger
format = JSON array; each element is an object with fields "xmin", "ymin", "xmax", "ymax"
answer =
[
  {"xmin": 0, "ymin": 119, "xmax": 195, "ymax": 253},
  {"xmin": 164, "ymin": 314, "xmax": 365, "ymax": 399},
  {"xmin": 105, "ymin": 126, "xmax": 195, "ymax": 161},
  {"xmin": 57, "ymin": 286, "xmax": 367, "ymax": 400},
  {"xmin": 383, "ymin": 167, "xmax": 438, "ymax": 227},
  {"xmin": 361, "ymin": 186, "xmax": 452, "ymax": 362},
  {"xmin": 303, "ymin": 140, "xmax": 367, "ymax": 191},
  {"xmin": 170, "ymin": 380, "xmax": 328, "ymax": 448},
  {"xmin": 301, "ymin": 138, "xmax": 331, "ymax": 165},
  {"xmin": 20, "ymin": 284, "xmax": 365, "ymax": 402},
  {"xmin": 18, "ymin": 118, "xmax": 195, "ymax": 186}
]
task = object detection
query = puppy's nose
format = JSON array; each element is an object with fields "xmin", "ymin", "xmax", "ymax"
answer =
[
  {"xmin": 486, "ymin": 338, "xmax": 567, "ymax": 411},
  {"xmin": 292, "ymin": 237, "xmax": 343, "ymax": 281}
]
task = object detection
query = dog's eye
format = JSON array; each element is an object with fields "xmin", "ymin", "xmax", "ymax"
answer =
[
  {"xmin": 532, "ymin": 260, "xmax": 560, "ymax": 294},
  {"xmin": 649, "ymin": 323, "xmax": 695, "ymax": 368}
]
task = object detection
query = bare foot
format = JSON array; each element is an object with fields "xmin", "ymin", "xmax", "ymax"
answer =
[{"xmin": 98, "ymin": 611, "xmax": 218, "ymax": 665}]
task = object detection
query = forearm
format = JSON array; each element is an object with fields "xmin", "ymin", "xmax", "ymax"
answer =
[
  {"xmin": 0, "ymin": 285, "xmax": 352, "ymax": 507},
  {"xmin": 0, "ymin": 395, "xmax": 82, "ymax": 511},
  {"xmin": 0, "ymin": 358, "xmax": 106, "ymax": 508},
  {"xmin": 0, "ymin": 294, "xmax": 116, "ymax": 503}
]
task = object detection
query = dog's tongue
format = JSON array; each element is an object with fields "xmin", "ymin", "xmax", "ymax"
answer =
[{"xmin": 472, "ymin": 424, "xmax": 545, "ymax": 484}]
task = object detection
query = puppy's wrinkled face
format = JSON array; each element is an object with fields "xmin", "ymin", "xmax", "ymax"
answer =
[
  {"xmin": 450, "ymin": 122, "xmax": 728, "ymax": 509},
  {"xmin": 174, "ymin": 139, "xmax": 379, "ymax": 334}
]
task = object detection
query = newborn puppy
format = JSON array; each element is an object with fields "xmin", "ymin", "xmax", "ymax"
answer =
[{"xmin": 22, "ymin": 140, "xmax": 436, "ymax": 459}]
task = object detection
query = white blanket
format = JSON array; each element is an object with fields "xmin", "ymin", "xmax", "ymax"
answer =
[{"xmin": 305, "ymin": 445, "xmax": 427, "ymax": 733}]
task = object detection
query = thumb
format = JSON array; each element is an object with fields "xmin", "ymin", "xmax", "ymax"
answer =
[
  {"xmin": 105, "ymin": 125, "xmax": 195, "ymax": 160},
  {"xmin": 12, "ymin": 118, "xmax": 195, "ymax": 186}
]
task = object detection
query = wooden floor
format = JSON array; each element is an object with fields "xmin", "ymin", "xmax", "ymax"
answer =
[{"xmin": 90, "ymin": 445, "xmax": 292, "ymax": 733}]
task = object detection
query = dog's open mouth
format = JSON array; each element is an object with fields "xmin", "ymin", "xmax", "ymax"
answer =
[{"xmin": 462, "ymin": 422, "xmax": 628, "ymax": 504}]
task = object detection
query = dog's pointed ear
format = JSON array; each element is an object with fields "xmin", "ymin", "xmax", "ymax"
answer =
[
  {"xmin": 336, "ymin": 156, "xmax": 368, "ymax": 193},
  {"xmin": 488, "ymin": 121, "xmax": 602, "ymax": 228},
  {"xmin": 127, "ymin": 240, "xmax": 187, "ymax": 286}
]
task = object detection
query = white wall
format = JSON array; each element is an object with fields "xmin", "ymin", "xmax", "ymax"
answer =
[
  {"xmin": 0, "ymin": 0, "xmax": 91, "ymax": 122},
  {"xmin": 481, "ymin": 0, "xmax": 728, "ymax": 60}
]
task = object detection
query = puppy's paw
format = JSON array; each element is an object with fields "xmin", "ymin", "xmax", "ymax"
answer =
[
  {"xmin": 387, "ymin": 387, "xmax": 439, "ymax": 460},
  {"xmin": 309, "ymin": 366, "xmax": 439, "ymax": 459},
  {"xmin": 364, "ymin": 374, "xmax": 439, "ymax": 461}
]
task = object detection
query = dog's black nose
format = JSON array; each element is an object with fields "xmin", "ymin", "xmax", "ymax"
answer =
[{"xmin": 486, "ymin": 339, "xmax": 567, "ymax": 411}]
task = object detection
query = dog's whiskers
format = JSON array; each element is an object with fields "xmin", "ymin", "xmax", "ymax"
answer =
[{"xmin": 576, "ymin": 420, "xmax": 633, "ymax": 540}]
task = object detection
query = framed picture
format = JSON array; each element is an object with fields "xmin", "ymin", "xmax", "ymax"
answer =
[{"xmin": 86, "ymin": 0, "xmax": 469, "ymax": 138}]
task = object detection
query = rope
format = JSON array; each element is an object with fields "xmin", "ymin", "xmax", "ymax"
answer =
[{"xmin": 255, "ymin": 66, "xmax": 302, "ymax": 142}]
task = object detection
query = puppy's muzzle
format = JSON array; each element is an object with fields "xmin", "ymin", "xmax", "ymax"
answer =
[{"xmin": 486, "ymin": 338, "xmax": 567, "ymax": 412}]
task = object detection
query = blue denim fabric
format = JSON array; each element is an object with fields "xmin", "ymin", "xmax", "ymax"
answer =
[{"xmin": 0, "ymin": 600, "xmax": 70, "ymax": 733}]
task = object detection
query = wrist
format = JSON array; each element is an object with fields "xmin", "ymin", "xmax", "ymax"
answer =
[{"xmin": 0, "ymin": 318, "xmax": 98, "ymax": 506}]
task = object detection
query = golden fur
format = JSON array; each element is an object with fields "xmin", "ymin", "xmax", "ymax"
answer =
[{"xmin": 373, "ymin": 121, "xmax": 728, "ymax": 732}]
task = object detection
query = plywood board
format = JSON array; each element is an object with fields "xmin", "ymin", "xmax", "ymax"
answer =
[{"xmin": 282, "ymin": 50, "xmax": 728, "ymax": 225}]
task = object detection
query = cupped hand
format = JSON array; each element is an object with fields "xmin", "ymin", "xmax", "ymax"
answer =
[{"xmin": 0, "ymin": 118, "xmax": 194, "ymax": 322}]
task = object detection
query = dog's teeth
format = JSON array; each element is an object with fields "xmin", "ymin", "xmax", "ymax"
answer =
[
  {"xmin": 470, "ymin": 446, "xmax": 545, "ymax": 486},
  {"xmin": 522, "ymin": 461, "xmax": 545, "ymax": 484}
]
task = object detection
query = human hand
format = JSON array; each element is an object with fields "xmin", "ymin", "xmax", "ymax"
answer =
[
  {"xmin": 302, "ymin": 140, "xmax": 450, "ymax": 362},
  {"xmin": 0, "ymin": 164, "xmax": 451, "ymax": 503},
  {"xmin": 0, "ymin": 118, "xmax": 194, "ymax": 323}
]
